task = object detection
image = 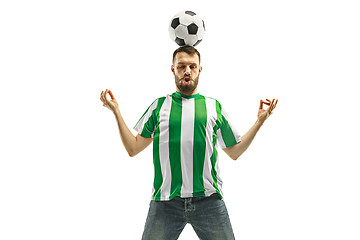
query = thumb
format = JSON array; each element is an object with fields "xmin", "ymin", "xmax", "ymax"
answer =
[{"xmin": 108, "ymin": 90, "xmax": 116, "ymax": 100}]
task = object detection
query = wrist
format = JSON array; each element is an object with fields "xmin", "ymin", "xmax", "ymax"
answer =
[
  {"xmin": 255, "ymin": 118, "xmax": 265, "ymax": 127},
  {"xmin": 113, "ymin": 108, "xmax": 121, "ymax": 116}
]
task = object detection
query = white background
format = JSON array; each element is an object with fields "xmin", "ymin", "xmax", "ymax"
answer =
[{"xmin": 1, "ymin": 0, "xmax": 359, "ymax": 239}]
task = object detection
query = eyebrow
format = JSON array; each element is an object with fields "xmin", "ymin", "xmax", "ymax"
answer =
[{"xmin": 177, "ymin": 62, "xmax": 198, "ymax": 66}]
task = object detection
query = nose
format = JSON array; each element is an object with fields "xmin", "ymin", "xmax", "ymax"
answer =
[{"xmin": 185, "ymin": 66, "xmax": 191, "ymax": 75}]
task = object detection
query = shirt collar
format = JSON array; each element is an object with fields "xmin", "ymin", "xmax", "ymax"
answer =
[{"xmin": 173, "ymin": 91, "xmax": 200, "ymax": 99}]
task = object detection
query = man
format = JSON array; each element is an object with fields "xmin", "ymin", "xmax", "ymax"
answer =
[{"xmin": 100, "ymin": 45, "xmax": 278, "ymax": 239}]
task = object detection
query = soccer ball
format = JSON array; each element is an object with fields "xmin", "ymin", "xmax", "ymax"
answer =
[{"xmin": 169, "ymin": 11, "xmax": 205, "ymax": 47}]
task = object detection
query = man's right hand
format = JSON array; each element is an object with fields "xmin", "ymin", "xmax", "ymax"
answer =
[{"xmin": 100, "ymin": 89, "xmax": 119, "ymax": 113}]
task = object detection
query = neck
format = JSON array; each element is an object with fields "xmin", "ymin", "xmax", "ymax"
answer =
[{"xmin": 176, "ymin": 88, "xmax": 198, "ymax": 96}]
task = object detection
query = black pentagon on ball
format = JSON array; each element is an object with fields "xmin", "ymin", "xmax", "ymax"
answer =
[
  {"xmin": 175, "ymin": 37, "xmax": 186, "ymax": 46},
  {"xmin": 187, "ymin": 23, "xmax": 198, "ymax": 35},
  {"xmin": 171, "ymin": 17, "xmax": 180, "ymax": 29},
  {"xmin": 194, "ymin": 39, "xmax": 202, "ymax": 47},
  {"xmin": 185, "ymin": 11, "xmax": 196, "ymax": 16}
]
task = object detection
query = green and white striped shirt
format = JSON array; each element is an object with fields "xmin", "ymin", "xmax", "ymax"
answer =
[{"xmin": 134, "ymin": 92, "xmax": 241, "ymax": 201}]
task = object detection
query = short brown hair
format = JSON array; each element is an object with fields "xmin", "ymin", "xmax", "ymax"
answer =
[{"xmin": 172, "ymin": 45, "xmax": 201, "ymax": 64}]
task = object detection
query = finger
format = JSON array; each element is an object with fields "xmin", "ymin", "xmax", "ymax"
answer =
[
  {"xmin": 270, "ymin": 99, "xmax": 276, "ymax": 112},
  {"xmin": 101, "ymin": 90, "xmax": 108, "ymax": 104},
  {"xmin": 270, "ymin": 99, "xmax": 275, "ymax": 109},
  {"xmin": 266, "ymin": 100, "xmax": 273, "ymax": 114},
  {"xmin": 271, "ymin": 99, "xmax": 277, "ymax": 110},
  {"xmin": 108, "ymin": 90, "xmax": 115, "ymax": 100},
  {"xmin": 259, "ymin": 100, "xmax": 263, "ymax": 110},
  {"xmin": 101, "ymin": 90, "xmax": 107, "ymax": 103},
  {"xmin": 271, "ymin": 99, "xmax": 278, "ymax": 113},
  {"xmin": 269, "ymin": 99, "xmax": 277, "ymax": 114},
  {"xmin": 102, "ymin": 100, "xmax": 107, "ymax": 107},
  {"xmin": 100, "ymin": 91, "xmax": 105, "ymax": 103},
  {"xmin": 104, "ymin": 89, "xmax": 110, "ymax": 102},
  {"xmin": 269, "ymin": 99, "xmax": 274, "ymax": 108}
]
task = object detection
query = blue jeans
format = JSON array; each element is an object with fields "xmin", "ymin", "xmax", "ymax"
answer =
[{"xmin": 142, "ymin": 193, "xmax": 235, "ymax": 240}]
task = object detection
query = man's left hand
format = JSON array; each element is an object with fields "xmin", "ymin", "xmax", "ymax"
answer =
[{"xmin": 257, "ymin": 98, "xmax": 278, "ymax": 124}]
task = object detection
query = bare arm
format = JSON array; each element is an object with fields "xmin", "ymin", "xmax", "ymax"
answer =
[
  {"xmin": 100, "ymin": 89, "xmax": 152, "ymax": 157},
  {"xmin": 223, "ymin": 99, "xmax": 278, "ymax": 160}
]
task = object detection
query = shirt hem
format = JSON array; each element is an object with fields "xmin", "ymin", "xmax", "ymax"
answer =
[{"xmin": 151, "ymin": 190, "xmax": 223, "ymax": 201}]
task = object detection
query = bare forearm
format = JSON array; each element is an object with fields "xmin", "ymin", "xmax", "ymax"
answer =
[
  {"xmin": 225, "ymin": 119, "xmax": 264, "ymax": 160},
  {"xmin": 113, "ymin": 109, "xmax": 138, "ymax": 156}
]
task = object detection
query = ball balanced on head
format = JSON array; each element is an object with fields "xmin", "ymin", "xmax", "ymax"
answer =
[{"xmin": 169, "ymin": 11, "xmax": 205, "ymax": 47}]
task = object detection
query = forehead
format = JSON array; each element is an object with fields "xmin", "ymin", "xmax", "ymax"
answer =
[{"xmin": 174, "ymin": 52, "xmax": 200, "ymax": 65}]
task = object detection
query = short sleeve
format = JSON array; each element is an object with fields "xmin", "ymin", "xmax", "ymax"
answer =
[
  {"xmin": 134, "ymin": 99, "xmax": 160, "ymax": 138},
  {"xmin": 215, "ymin": 101, "xmax": 241, "ymax": 149}
]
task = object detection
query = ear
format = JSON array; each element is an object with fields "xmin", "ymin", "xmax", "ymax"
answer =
[
  {"xmin": 171, "ymin": 65, "xmax": 175, "ymax": 73},
  {"xmin": 199, "ymin": 66, "xmax": 203, "ymax": 73}
]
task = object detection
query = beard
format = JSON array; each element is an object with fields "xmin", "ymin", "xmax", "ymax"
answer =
[{"xmin": 174, "ymin": 75, "xmax": 199, "ymax": 95}]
